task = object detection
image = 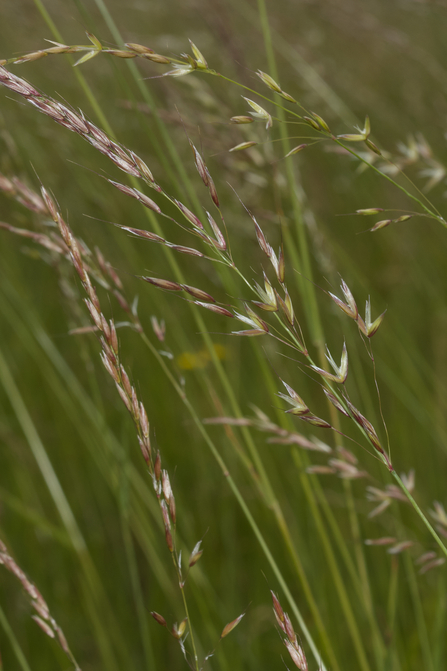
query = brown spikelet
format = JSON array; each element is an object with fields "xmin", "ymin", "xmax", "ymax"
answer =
[
  {"xmin": 182, "ymin": 284, "xmax": 216, "ymax": 302},
  {"xmin": 151, "ymin": 611, "xmax": 167, "ymax": 627},
  {"xmin": 141, "ymin": 277, "xmax": 183, "ymax": 291},
  {"xmin": 125, "ymin": 43, "xmax": 155, "ymax": 54},
  {"xmin": 194, "ymin": 302, "xmax": 233, "ymax": 318},
  {"xmin": 221, "ymin": 613, "xmax": 244, "ymax": 638}
]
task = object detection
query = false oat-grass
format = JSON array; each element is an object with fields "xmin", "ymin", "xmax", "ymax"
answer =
[{"xmin": 1, "ymin": 6, "xmax": 447, "ymax": 671}]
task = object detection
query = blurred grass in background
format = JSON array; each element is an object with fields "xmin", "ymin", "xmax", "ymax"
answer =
[{"xmin": 1, "ymin": 0, "xmax": 447, "ymax": 669}]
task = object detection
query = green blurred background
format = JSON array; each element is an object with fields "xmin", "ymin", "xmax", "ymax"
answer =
[{"xmin": 1, "ymin": 1, "xmax": 447, "ymax": 669}]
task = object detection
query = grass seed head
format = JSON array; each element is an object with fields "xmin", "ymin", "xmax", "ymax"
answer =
[
  {"xmin": 150, "ymin": 316, "xmax": 166, "ymax": 342},
  {"xmin": 356, "ymin": 208, "xmax": 384, "ymax": 215},
  {"xmin": 174, "ymin": 200, "xmax": 204, "ymax": 229},
  {"xmin": 104, "ymin": 49, "xmax": 136, "ymax": 59},
  {"xmin": 229, "ymin": 141, "xmax": 258, "ymax": 152},
  {"xmin": 370, "ymin": 219, "xmax": 392, "ymax": 232},
  {"xmin": 387, "ymin": 541, "xmax": 414, "ymax": 554},
  {"xmin": 191, "ymin": 144, "xmax": 209, "ymax": 186},
  {"xmin": 125, "ymin": 43, "xmax": 155, "ymax": 54},
  {"xmin": 416, "ymin": 551, "xmax": 437, "ymax": 564},
  {"xmin": 230, "ymin": 115, "xmax": 254, "ymax": 124},
  {"xmin": 154, "ymin": 451, "xmax": 162, "ymax": 481},
  {"xmin": 161, "ymin": 500, "xmax": 171, "ymax": 531},
  {"xmin": 311, "ymin": 342, "xmax": 348, "ymax": 384},
  {"xmin": 205, "ymin": 211, "xmax": 226, "ymax": 249},
  {"xmin": 256, "ymin": 70, "xmax": 282, "ymax": 93},
  {"xmin": 138, "ymin": 436, "xmax": 151, "ymax": 466},
  {"xmin": 311, "ymin": 111, "xmax": 330, "ymax": 132},
  {"xmin": 135, "ymin": 190, "xmax": 161, "ymax": 213},
  {"xmin": 300, "ymin": 414, "xmax": 332, "ymax": 429},
  {"xmin": 279, "ymin": 90, "xmax": 297, "ymax": 103},
  {"xmin": 139, "ymin": 403, "xmax": 150, "ymax": 438},
  {"xmin": 323, "ymin": 389, "xmax": 349, "ymax": 417},
  {"xmin": 430, "ymin": 501, "xmax": 447, "ymax": 527},
  {"xmin": 194, "ymin": 302, "xmax": 233, "ymax": 318},
  {"xmin": 142, "ymin": 276, "xmax": 183, "ymax": 291},
  {"xmin": 306, "ymin": 465, "xmax": 337, "ymax": 475},
  {"xmin": 151, "ymin": 612, "xmax": 167, "ymax": 627},
  {"xmin": 253, "ymin": 220, "xmax": 269, "ymax": 256},
  {"xmin": 362, "ymin": 297, "xmax": 386, "ymax": 337},
  {"xmin": 142, "ymin": 53, "xmax": 171, "ymax": 64},
  {"xmin": 165, "ymin": 527, "xmax": 174, "ymax": 552},
  {"xmin": 285, "ymin": 144, "xmax": 308, "ymax": 158},
  {"xmin": 206, "ymin": 169, "xmax": 220, "ymax": 207},
  {"xmin": 418, "ymin": 558, "xmax": 446, "ymax": 574},
  {"xmin": 364, "ymin": 537, "xmax": 396, "ymax": 546},
  {"xmin": 278, "ymin": 243, "xmax": 285, "ymax": 284},
  {"xmin": 189, "ymin": 40, "xmax": 208, "ymax": 69},
  {"xmin": 365, "ymin": 138, "xmax": 382, "ymax": 155},
  {"xmin": 129, "ymin": 151, "xmax": 155, "ymax": 184},
  {"xmin": 276, "ymin": 288, "xmax": 294, "ymax": 325},
  {"xmin": 168, "ymin": 243, "xmax": 203, "ymax": 257},
  {"xmin": 271, "ymin": 591, "xmax": 285, "ymax": 623},
  {"xmin": 182, "ymin": 284, "xmax": 216, "ymax": 302},
  {"xmin": 235, "ymin": 304, "xmax": 269, "ymax": 332},
  {"xmin": 285, "ymin": 640, "xmax": 308, "ymax": 671},
  {"xmin": 32, "ymin": 616, "xmax": 55, "ymax": 639},
  {"xmin": 173, "ymin": 618, "xmax": 188, "ymax": 639},
  {"xmin": 277, "ymin": 380, "xmax": 309, "ymax": 416},
  {"xmin": 161, "ymin": 470, "xmax": 173, "ymax": 504},
  {"xmin": 303, "ymin": 116, "xmax": 321, "ymax": 131},
  {"xmin": 253, "ymin": 274, "xmax": 278, "ymax": 311},
  {"xmin": 189, "ymin": 541, "xmax": 203, "ymax": 567},
  {"xmin": 221, "ymin": 613, "xmax": 245, "ymax": 638},
  {"xmin": 243, "ymin": 97, "xmax": 272, "ymax": 129},
  {"xmin": 116, "ymin": 383, "xmax": 132, "ymax": 413},
  {"xmin": 122, "ymin": 226, "xmax": 165, "ymax": 242}
]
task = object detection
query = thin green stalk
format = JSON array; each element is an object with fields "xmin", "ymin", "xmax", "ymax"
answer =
[
  {"xmin": 392, "ymin": 472, "xmax": 447, "ymax": 558},
  {"xmin": 138, "ymin": 331, "xmax": 328, "ymax": 671},
  {"xmin": 119, "ymin": 448, "xmax": 156, "ymax": 671},
  {"xmin": 433, "ymin": 569, "xmax": 446, "ymax": 670},
  {"xmin": 386, "ymin": 557, "xmax": 399, "ymax": 671},
  {"xmin": 179, "ymin": 581, "xmax": 200, "ymax": 671},
  {"xmin": 0, "ymin": 605, "xmax": 32, "ymax": 671},
  {"xmin": 0, "ymin": 345, "xmax": 129, "ymax": 671},
  {"xmin": 318, "ymin": 343, "xmax": 385, "ymax": 667},
  {"xmin": 343, "ymin": 478, "xmax": 385, "ymax": 670},
  {"xmin": 291, "ymin": 449, "xmax": 371, "ymax": 671},
  {"xmin": 403, "ymin": 551, "xmax": 434, "ymax": 671},
  {"xmin": 255, "ymin": 6, "xmax": 373, "ymax": 670},
  {"xmin": 252, "ymin": 324, "xmax": 387, "ymax": 665},
  {"xmin": 230, "ymin": 0, "xmax": 358, "ymax": 125}
]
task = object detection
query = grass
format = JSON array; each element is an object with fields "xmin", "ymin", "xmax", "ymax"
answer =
[{"xmin": 1, "ymin": 1, "xmax": 447, "ymax": 669}]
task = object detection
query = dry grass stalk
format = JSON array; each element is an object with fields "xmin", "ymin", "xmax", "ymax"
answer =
[
  {"xmin": 0, "ymin": 538, "xmax": 81, "ymax": 670},
  {"xmin": 271, "ymin": 592, "xmax": 309, "ymax": 671}
]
